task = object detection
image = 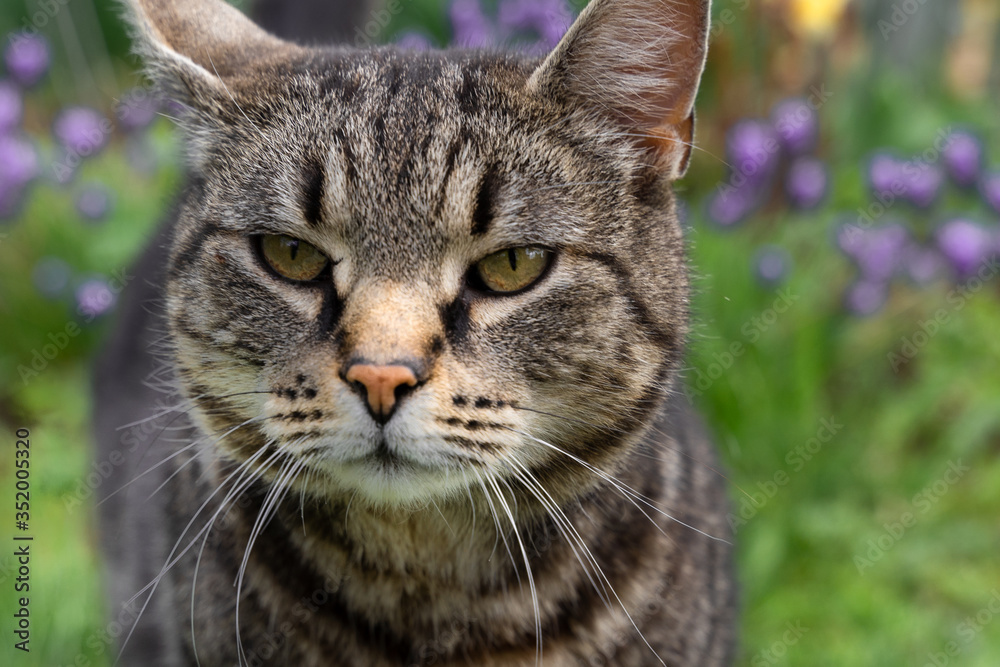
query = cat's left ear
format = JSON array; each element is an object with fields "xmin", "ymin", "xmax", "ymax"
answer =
[
  {"xmin": 121, "ymin": 0, "xmax": 303, "ymax": 114},
  {"xmin": 529, "ymin": 0, "xmax": 711, "ymax": 180}
]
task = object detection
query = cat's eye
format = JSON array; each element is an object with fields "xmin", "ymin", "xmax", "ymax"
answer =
[
  {"xmin": 472, "ymin": 246, "xmax": 552, "ymax": 294},
  {"xmin": 257, "ymin": 235, "xmax": 330, "ymax": 282}
]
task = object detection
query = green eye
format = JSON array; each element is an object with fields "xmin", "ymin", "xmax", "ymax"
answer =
[
  {"xmin": 258, "ymin": 235, "xmax": 329, "ymax": 282},
  {"xmin": 473, "ymin": 246, "xmax": 552, "ymax": 294}
]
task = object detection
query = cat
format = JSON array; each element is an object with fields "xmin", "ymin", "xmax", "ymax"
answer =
[{"xmin": 92, "ymin": 0, "xmax": 737, "ymax": 664}]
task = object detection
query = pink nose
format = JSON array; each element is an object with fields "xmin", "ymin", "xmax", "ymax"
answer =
[{"xmin": 344, "ymin": 364, "xmax": 418, "ymax": 422}]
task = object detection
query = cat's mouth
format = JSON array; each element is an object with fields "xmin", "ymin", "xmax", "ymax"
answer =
[
  {"xmin": 294, "ymin": 430, "xmax": 479, "ymax": 505},
  {"xmin": 365, "ymin": 437, "xmax": 410, "ymax": 469}
]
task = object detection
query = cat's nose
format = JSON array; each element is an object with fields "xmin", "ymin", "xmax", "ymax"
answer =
[{"xmin": 344, "ymin": 363, "xmax": 419, "ymax": 424}]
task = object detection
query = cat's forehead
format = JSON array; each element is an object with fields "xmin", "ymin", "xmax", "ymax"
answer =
[
  {"xmin": 311, "ymin": 49, "xmax": 534, "ymax": 118},
  {"xmin": 205, "ymin": 49, "xmax": 601, "ymax": 275}
]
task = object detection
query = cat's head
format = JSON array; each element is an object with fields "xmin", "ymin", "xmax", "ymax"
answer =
[{"xmin": 126, "ymin": 0, "xmax": 710, "ymax": 508}]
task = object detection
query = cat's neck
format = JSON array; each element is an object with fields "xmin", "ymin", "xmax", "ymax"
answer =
[{"xmin": 289, "ymin": 484, "xmax": 574, "ymax": 590}]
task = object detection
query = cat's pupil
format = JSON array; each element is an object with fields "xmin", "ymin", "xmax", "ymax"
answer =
[
  {"xmin": 288, "ymin": 239, "xmax": 300, "ymax": 261},
  {"xmin": 507, "ymin": 248, "xmax": 517, "ymax": 271}
]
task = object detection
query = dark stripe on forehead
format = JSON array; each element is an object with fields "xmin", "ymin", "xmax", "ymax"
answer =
[
  {"xmin": 301, "ymin": 159, "xmax": 325, "ymax": 228},
  {"xmin": 433, "ymin": 133, "xmax": 466, "ymax": 220},
  {"xmin": 331, "ymin": 127, "xmax": 356, "ymax": 186},
  {"xmin": 472, "ymin": 164, "xmax": 500, "ymax": 236},
  {"xmin": 457, "ymin": 68, "xmax": 481, "ymax": 116}
]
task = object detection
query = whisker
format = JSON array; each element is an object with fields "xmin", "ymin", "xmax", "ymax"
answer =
[
  {"xmin": 236, "ymin": 452, "xmax": 305, "ymax": 665},
  {"xmin": 483, "ymin": 473, "xmax": 542, "ymax": 666},
  {"xmin": 118, "ymin": 444, "xmax": 279, "ymax": 661},
  {"xmin": 509, "ymin": 403, "xmax": 741, "ymax": 497},
  {"xmin": 502, "ymin": 426, "xmax": 730, "ymax": 545}
]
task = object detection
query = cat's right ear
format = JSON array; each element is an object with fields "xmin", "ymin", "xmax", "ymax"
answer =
[
  {"xmin": 121, "ymin": 0, "xmax": 302, "ymax": 116},
  {"xmin": 529, "ymin": 0, "xmax": 711, "ymax": 180}
]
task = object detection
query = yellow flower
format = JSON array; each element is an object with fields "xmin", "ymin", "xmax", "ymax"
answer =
[{"xmin": 787, "ymin": 0, "xmax": 852, "ymax": 39}]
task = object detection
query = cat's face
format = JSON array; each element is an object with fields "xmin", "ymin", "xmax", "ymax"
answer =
[{"xmin": 133, "ymin": 0, "xmax": 710, "ymax": 507}]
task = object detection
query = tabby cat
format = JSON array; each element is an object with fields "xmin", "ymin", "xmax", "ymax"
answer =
[{"xmin": 93, "ymin": 0, "xmax": 737, "ymax": 664}]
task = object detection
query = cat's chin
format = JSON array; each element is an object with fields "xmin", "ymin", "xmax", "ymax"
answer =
[{"xmin": 308, "ymin": 451, "xmax": 475, "ymax": 508}]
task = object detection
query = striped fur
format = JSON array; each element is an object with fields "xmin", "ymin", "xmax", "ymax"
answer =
[{"xmin": 94, "ymin": 0, "xmax": 737, "ymax": 664}]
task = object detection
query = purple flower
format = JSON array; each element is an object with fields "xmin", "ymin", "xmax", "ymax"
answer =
[
  {"xmin": 53, "ymin": 107, "xmax": 109, "ymax": 157},
  {"xmin": 845, "ymin": 279, "xmax": 888, "ymax": 317},
  {"xmin": 936, "ymin": 219, "xmax": 996, "ymax": 280},
  {"xmin": 770, "ymin": 98, "xmax": 818, "ymax": 156},
  {"xmin": 498, "ymin": 0, "xmax": 573, "ymax": 48},
  {"xmin": 451, "ymin": 0, "xmax": 494, "ymax": 47},
  {"xmin": 115, "ymin": 89, "xmax": 160, "ymax": 132},
  {"xmin": 979, "ymin": 171, "xmax": 1000, "ymax": 215},
  {"xmin": 706, "ymin": 182, "xmax": 759, "ymax": 228},
  {"xmin": 726, "ymin": 119, "xmax": 781, "ymax": 181},
  {"xmin": 4, "ymin": 33, "xmax": 50, "ymax": 87},
  {"xmin": 394, "ymin": 31, "xmax": 433, "ymax": 50},
  {"xmin": 785, "ymin": 157, "xmax": 828, "ymax": 210},
  {"xmin": 0, "ymin": 80, "xmax": 22, "ymax": 134},
  {"xmin": 838, "ymin": 222, "xmax": 909, "ymax": 282},
  {"xmin": 0, "ymin": 134, "xmax": 39, "ymax": 218},
  {"xmin": 867, "ymin": 153, "xmax": 942, "ymax": 208},
  {"xmin": 32, "ymin": 257, "xmax": 71, "ymax": 299},
  {"xmin": 754, "ymin": 246, "xmax": 791, "ymax": 286},
  {"xmin": 904, "ymin": 164, "xmax": 944, "ymax": 208},
  {"xmin": 76, "ymin": 278, "xmax": 117, "ymax": 319},
  {"xmin": 942, "ymin": 130, "xmax": 983, "ymax": 189},
  {"xmin": 868, "ymin": 153, "xmax": 903, "ymax": 196},
  {"xmin": 75, "ymin": 184, "xmax": 113, "ymax": 222}
]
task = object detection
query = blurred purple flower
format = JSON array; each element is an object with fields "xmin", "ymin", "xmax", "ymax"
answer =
[
  {"xmin": 845, "ymin": 279, "xmax": 888, "ymax": 317},
  {"xmin": 0, "ymin": 134, "xmax": 39, "ymax": 217},
  {"xmin": 868, "ymin": 153, "xmax": 903, "ymax": 196},
  {"xmin": 76, "ymin": 278, "xmax": 117, "ymax": 319},
  {"xmin": 4, "ymin": 33, "xmax": 50, "ymax": 87},
  {"xmin": 53, "ymin": 106, "xmax": 109, "ymax": 156},
  {"xmin": 726, "ymin": 119, "xmax": 781, "ymax": 180},
  {"xmin": 942, "ymin": 130, "xmax": 983, "ymax": 189},
  {"xmin": 904, "ymin": 165, "xmax": 944, "ymax": 208},
  {"xmin": 395, "ymin": 31, "xmax": 433, "ymax": 50},
  {"xmin": 979, "ymin": 171, "xmax": 1000, "ymax": 215},
  {"xmin": 706, "ymin": 182, "xmax": 758, "ymax": 228},
  {"xmin": 498, "ymin": 0, "xmax": 572, "ymax": 48},
  {"xmin": 115, "ymin": 89, "xmax": 160, "ymax": 132},
  {"xmin": 785, "ymin": 157, "xmax": 828, "ymax": 210},
  {"xmin": 867, "ymin": 153, "xmax": 942, "ymax": 208},
  {"xmin": 32, "ymin": 256, "xmax": 71, "ymax": 299},
  {"xmin": 75, "ymin": 184, "xmax": 113, "ymax": 222},
  {"xmin": 451, "ymin": 0, "xmax": 494, "ymax": 47},
  {"xmin": 0, "ymin": 80, "xmax": 22, "ymax": 134},
  {"xmin": 838, "ymin": 222, "xmax": 909, "ymax": 282},
  {"xmin": 754, "ymin": 246, "xmax": 791, "ymax": 286},
  {"xmin": 935, "ymin": 219, "xmax": 995, "ymax": 280},
  {"xmin": 770, "ymin": 98, "xmax": 818, "ymax": 156}
]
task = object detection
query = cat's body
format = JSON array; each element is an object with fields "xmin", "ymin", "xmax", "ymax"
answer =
[{"xmin": 94, "ymin": 0, "xmax": 737, "ymax": 664}]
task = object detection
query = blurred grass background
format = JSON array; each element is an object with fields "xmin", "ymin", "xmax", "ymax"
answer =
[{"xmin": 1, "ymin": 0, "xmax": 999, "ymax": 665}]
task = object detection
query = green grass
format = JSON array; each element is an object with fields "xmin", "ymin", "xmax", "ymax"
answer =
[
  {"xmin": 0, "ymin": 127, "xmax": 179, "ymax": 667},
  {"xmin": 687, "ymin": 214, "xmax": 1000, "ymax": 665}
]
